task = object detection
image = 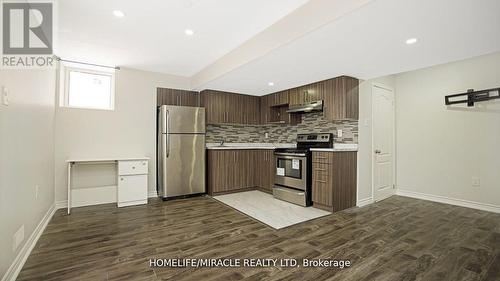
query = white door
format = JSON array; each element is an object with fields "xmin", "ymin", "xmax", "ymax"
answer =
[{"xmin": 373, "ymin": 85, "xmax": 395, "ymax": 201}]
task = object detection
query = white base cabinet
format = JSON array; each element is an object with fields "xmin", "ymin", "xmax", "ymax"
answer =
[{"xmin": 118, "ymin": 160, "xmax": 148, "ymax": 207}]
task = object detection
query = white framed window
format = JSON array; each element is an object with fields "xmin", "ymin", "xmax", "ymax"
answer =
[{"xmin": 60, "ymin": 66, "xmax": 115, "ymax": 110}]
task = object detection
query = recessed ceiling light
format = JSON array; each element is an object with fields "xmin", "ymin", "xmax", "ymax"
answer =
[
  {"xmin": 406, "ymin": 38, "xmax": 418, "ymax": 45},
  {"xmin": 113, "ymin": 10, "xmax": 125, "ymax": 18},
  {"xmin": 268, "ymin": 82, "xmax": 274, "ymax": 86},
  {"xmin": 185, "ymin": 29, "xmax": 194, "ymax": 36}
]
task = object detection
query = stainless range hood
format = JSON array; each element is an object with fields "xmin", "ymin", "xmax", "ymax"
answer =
[{"xmin": 286, "ymin": 100, "xmax": 323, "ymax": 113}]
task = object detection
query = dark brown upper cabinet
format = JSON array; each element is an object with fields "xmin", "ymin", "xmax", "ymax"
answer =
[
  {"xmin": 157, "ymin": 88, "xmax": 199, "ymax": 107},
  {"xmin": 171, "ymin": 75, "xmax": 358, "ymax": 125},
  {"xmin": 259, "ymin": 94, "xmax": 271, "ymax": 124},
  {"xmin": 268, "ymin": 90, "xmax": 289, "ymax": 106},
  {"xmin": 200, "ymin": 89, "xmax": 260, "ymax": 125},
  {"xmin": 260, "ymin": 90, "xmax": 300, "ymax": 125},
  {"xmin": 289, "ymin": 82, "xmax": 324, "ymax": 106},
  {"xmin": 288, "ymin": 76, "xmax": 358, "ymax": 120},
  {"xmin": 322, "ymin": 76, "xmax": 359, "ymax": 120}
]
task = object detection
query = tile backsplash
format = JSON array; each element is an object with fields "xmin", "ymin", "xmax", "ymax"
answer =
[{"xmin": 206, "ymin": 112, "xmax": 358, "ymax": 144}]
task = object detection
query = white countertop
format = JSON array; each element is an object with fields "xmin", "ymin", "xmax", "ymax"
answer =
[
  {"xmin": 66, "ymin": 157, "xmax": 150, "ymax": 163},
  {"xmin": 206, "ymin": 143, "xmax": 296, "ymax": 150},
  {"xmin": 206, "ymin": 143, "xmax": 357, "ymax": 151},
  {"xmin": 310, "ymin": 144, "xmax": 358, "ymax": 152}
]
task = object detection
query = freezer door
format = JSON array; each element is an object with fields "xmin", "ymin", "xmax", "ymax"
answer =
[
  {"xmin": 161, "ymin": 134, "xmax": 205, "ymax": 197},
  {"xmin": 160, "ymin": 105, "xmax": 205, "ymax": 134}
]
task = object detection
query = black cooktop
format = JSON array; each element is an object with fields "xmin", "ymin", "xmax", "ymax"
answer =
[{"xmin": 274, "ymin": 148, "xmax": 309, "ymax": 154}]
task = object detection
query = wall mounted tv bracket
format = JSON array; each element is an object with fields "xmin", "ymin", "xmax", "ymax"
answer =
[{"xmin": 445, "ymin": 87, "xmax": 500, "ymax": 107}]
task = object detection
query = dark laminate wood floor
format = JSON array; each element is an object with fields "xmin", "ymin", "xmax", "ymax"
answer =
[{"xmin": 17, "ymin": 195, "xmax": 500, "ymax": 281}]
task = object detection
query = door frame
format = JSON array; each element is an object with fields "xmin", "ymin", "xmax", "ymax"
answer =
[{"xmin": 371, "ymin": 83, "xmax": 396, "ymax": 202}]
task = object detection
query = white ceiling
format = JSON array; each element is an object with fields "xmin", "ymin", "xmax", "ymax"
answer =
[
  {"xmin": 57, "ymin": 0, "xmax": 500, "ymax": 95},
  {"xmin": 56, "ymin": 0, "xmax": 309, "ymax": 76},
  {"xmin": 201, "ymin": 0, "xmax": 500, "ymax": 95}
]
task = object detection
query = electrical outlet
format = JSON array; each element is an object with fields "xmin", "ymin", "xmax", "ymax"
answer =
[
  {"xmin": 265, "ymin": 132, "xmax": 269, "ymax": 139},
  {"xmin": 35, "ymin": 184, "xmax": 39, "ymax": 199},
  {"xmin": 2, "ymin": 86, "xmax": 9, "ymax": 106},
  {"xmin": 13, "ymin": 225, "xmax": 24, "ymax": 252},
  {"xmin": 337, "ymin": 129, "xmax": 343, "ymax": 138},
  {"xmin": 472, "ymin": 177, "xmax": 480, "ymax": 187}
]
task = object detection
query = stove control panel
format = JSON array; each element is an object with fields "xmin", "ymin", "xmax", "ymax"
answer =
[{"xmin": 297, "ymin": 133, "xmax": 332, "ymax": 143}]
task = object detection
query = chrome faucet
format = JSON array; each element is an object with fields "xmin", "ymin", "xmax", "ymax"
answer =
[{"xmin": 219, "ymin": 140, "xmax": 225, "ymax": 146}]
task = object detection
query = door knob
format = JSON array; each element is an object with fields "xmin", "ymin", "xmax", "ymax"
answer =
[{"xmin": 374, "ymin": 149, "xmax": 381, "ymax": 154}]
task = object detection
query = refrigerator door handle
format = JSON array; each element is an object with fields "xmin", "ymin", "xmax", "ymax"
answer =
[
  {"xmin": 161, "ymin": 106, "xmax": 167, "ymax": 133},
  {"xmin": 166, "ymin": 110, "xmax": 170, "ymax": 158}
]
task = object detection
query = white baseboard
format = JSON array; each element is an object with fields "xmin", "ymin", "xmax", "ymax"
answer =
[
  {"xmin": 1, "ymin": 204, "xmax": 56, "ymax": 281},
  {"xmin": 148, "ymin": 190, "xmax": 157, "ymax": 198},
  {"xmin": 55, "ymin": 200, "xmax": 67, "ymax": 209},
  {"xmin": 396, "ymin": 189, "xmax": 500, "ymax": 214},
  {"xmin": 357, "ymin": 197, "xmax": 374, "ymax": 207}
]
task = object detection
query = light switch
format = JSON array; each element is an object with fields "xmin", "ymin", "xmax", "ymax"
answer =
[{"xmin": 2, "ymin": 86, "xmax": 9, "ymax": 106}]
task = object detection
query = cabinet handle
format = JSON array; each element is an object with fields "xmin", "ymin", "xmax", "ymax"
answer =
[
  {"xmin": 315, "ymin": 180, "xmax": 327, "ymax": 183},
  {"xmin": 314, "ymin": 168, "xmax": 327, "ymax": 171}
]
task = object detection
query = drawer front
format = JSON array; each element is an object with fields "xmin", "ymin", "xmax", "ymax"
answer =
[
  {"xmin": 312, "ymin": 161, "xmax": 332, "ymax": 206},
  {"xmin": 312, "ymin": 180, "xmax": 332, "ymax": 206},
  {"xmin": 118, "ymin": 160, "xmax": 148, "ymax": 175},
  {"xmin": 312, "ymin": 152, "xmax": 334, "ymax": 164},
  {"xmin": 313, "ymin": 162, "xmax": 330, "ymax": 182},
  {"xmin": 118, "ymin": 175, "xmax": 148, "ymax": 203}
]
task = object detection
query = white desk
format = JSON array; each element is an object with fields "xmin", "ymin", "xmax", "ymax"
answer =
[{"xmin": 66, "ymin": 157, "xmax": 149, "ymax": 214}]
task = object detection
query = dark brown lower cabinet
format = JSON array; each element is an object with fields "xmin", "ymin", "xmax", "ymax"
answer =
[
  {"xmin": 207, "ymin": 149, "xmax": 275, "ymax": 195},
  {"xmin": 312, "ymin": 151, "xmax": 357, "ymax": 212},
  {"xmin": 255, "ymin": 150, "xmax": 275, "ymax": 194}
]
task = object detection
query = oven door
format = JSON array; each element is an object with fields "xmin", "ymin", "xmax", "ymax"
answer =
[{"xmin": 274, "ymin": 153, "xmax": 308, "ymax": 190}]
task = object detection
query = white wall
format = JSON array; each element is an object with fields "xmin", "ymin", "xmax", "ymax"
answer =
[
  {"xmin": 0, "ymin": 69, "xmax": 56, "ymax": 278},
  {"xmin": 54, "ymin": 68, "xmax": 191, "ymax": 203},
  {"xmin": 357, "ymin": 75, "xmax": 395, "ymax": 203},
  {"xmin": 395, "ymin": 52, "xmax": 500, "ymax": 207}
]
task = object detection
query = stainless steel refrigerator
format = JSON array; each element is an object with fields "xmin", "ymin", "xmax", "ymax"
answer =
[{"xmin": 157, "ymin": 105, "xmax": 206, "ymax": 199}]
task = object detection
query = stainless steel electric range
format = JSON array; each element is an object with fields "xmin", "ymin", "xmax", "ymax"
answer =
[{"xmin": 273, "ymin": 133, "xmax": 333, "ymax": 206}]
